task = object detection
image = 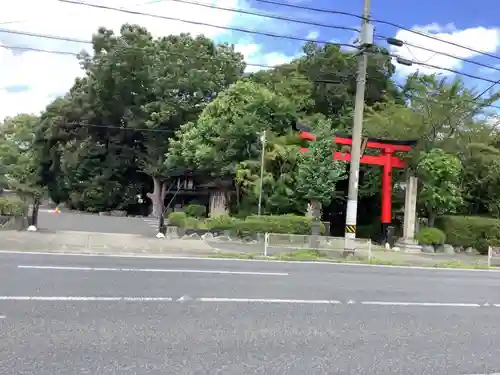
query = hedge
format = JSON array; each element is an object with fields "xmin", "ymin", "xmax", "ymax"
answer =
[
  {"xmin": 415, "ymin": 227, "xmax": 446, "ymax": 246},
  {"xmin": 0, "ymin": 196, "xmax": 28, "ymax": 217},
  {"xmin": 184, "ymin": 204, "xmax": 206, "ymax": 218},
  {"xmin": 167, "ymin": 212, "xmax": 325, "ymax": 236},
  {"xmin": 436, "ymin": 215, "xmax": 500, "ymax": 254}
]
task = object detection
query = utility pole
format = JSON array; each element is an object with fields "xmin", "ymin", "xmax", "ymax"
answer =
[
  {"xmin": 257, "ymin": 130, "xmax": 266, "ymax": 215},
  {"xmin": 344, "ymin": 0, "xmax": 373, "ymax": 254}
]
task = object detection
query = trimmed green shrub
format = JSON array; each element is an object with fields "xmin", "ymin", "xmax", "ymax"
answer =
[
  {"xmin": 232, "ymin": 214, "xmax": 325, "ymax": 237},
  {"xmin": 167, "ymin": 211, "xmax": 187, "ymax": 227},
  {"xmin": 205, "ymin": 214, "xmax": 241, "ymax": 230},
  {"xmin": 170, "ymin": 212, "xmax": 323, "ymax": 237},
  {"xmin": 184, "ymin": 204, "xmax": 206, "ymax": 218},
  {"xmin": 0, "ymin": 196, "xmax": 28, "ymax": 216},
  {"xmin": 415, "ymin": 227, "xmax": 446, "ymax": 246},
  {"xmin": 436, "ymin": 215, "xmax": 500, "ymax": 254}
]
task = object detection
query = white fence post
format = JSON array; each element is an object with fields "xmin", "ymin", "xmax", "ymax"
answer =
[
  {"xmin": 488, "ymin": 246, "xmax": 492, "ymax": 268},
  {"xmin": 368, "ymin": 239, "xmax": 372, "ymax": 263},
  {"xmin": 264, "ymin": 232, "xmax": 269, "ymax": 257}
]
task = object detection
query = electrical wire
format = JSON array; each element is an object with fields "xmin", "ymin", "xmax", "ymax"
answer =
[
  {"xmin": 161, "ymin": 0, "xmax": 500, "ymax": 75},
  {"xmin": 2, "ymin": 42, "xmax": 490, "ymax": 116},
  {"xmin": 51, "ymin": 0, "xmax": 500, "ymax": 76},
  {"xmin": 162, "ymin": 0, "xmax": 360, "ymax": 33},
  {"xmin": 2, "ymin": 26, "xmax": 499, "ymax": 85},
  {"xmin": 255, "ymin": 0, "xmax": 500, "ymax": 63},
  {"xmin": 0, "ymin": 0, "xmax": 166, "ymax": 26},
  {"xmin": 2, "ymin": 39, "xmax": 499, "ymax": 87},
  {"xmin": 53, "ymin": 90, "xmax": 500, "ymax": 135},
  {"xmin": 0, "ymin": 42, "xmax": 298, "ymax": 71},
  {"xmin": 54, "ymin": 0, "xmax": 357, "ymax": 49}
]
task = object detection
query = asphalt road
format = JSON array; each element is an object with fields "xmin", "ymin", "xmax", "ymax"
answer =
[
  {"xmin": 38, "ymin": 210, "xmax": 157, "ymax": 236},
  {"xmin": 1, "ymin": 253, "xmax": 500, "ymax": 374}
]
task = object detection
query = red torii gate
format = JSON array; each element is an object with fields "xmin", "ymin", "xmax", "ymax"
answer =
[{"xmin": 297, "ymin": 123, "xmax": 416, "ymax": 240}]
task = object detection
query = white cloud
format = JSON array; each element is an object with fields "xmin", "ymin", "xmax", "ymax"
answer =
[
  {"xmin": 0, "ymin": 0, "xmax": 287, "ymax": 120},
  {"xmin": 235, "ymin": 41, "xmax": 300, "ymax": 73},
  {"xmin": 306, "ymin": 30, "xmax": 319, "ymax": 40},
  {"xmin": 389, "ymin": 23, "xmax": 500, "ymax": 76}
]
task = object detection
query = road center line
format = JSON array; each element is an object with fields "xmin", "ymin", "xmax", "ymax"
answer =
[
  {"xmin": 0, "ymin": 296, "xmax": 173, "ymax": 301},
  {"xmin": 361, "ymin": 301, "xmax": 481, "ymax": 307},
  {"xmin": 197, "ymin": 298, "xmax": 342, "ymax": 304},
  {"xmin": 17, "ymin": 265, "xmax": 288, "ymax": 276}
]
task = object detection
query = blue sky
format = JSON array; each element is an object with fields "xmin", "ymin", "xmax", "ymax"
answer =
[
  {"xmin": 0, "ymin": 0, "xmax": 499, "ymax": 120},
  {"xmin": 220, "ymin": 0, "xmax": 500, "ymax": 115}
]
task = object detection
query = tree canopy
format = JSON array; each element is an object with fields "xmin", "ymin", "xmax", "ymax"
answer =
[{"xmin": 2, "ymin": 23, "xmax": 500, "ymax": 236}]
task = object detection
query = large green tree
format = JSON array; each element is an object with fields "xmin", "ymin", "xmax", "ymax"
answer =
[
  {"xmin": 0, "ymin": 114, "xmax": 45, "ymax": 225},
  {"xmin": 167, "ymin": 79, "xmax": 299, "ymax": 174},
  {"xmin": 39, "ymin": 24, "xmax": 245, "ymax": 215}
]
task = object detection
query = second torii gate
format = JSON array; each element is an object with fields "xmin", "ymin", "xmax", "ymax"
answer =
[{"xmin": 297, "ymin": 123, "xmax": 416, "ymax": 241}]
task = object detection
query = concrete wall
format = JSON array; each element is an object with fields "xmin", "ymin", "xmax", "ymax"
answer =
[{"xmin": 0, "ymin": 231, "xmax": 215, "ymax": 255}]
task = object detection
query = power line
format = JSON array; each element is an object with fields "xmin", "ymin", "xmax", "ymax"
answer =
[
  {"xmin": 3, "ymin": 37, "xmax": 499, "ymax": 87},
  {"xmin": 371, "ymin": 51, "xmax": 500, "ymax": 85},
  {"xmin": 0, "ymin": 0, "xmax": 166, "ymax": 26},
  {"xmin": 388, "ymin": 37, "xmax": 500, "ymax": 74},
  {"xmin": 0, "ymin": 28, "xmax": 89, "ymax": 45},
  {"xmin": 163, "ymin": 0, "xmax": 359, "ymax": 33},
  {"xmin": 255, "ymin": 0, "xmax": 500, "ymax": 64},
  {"xmin": 53, "ymin": 92, "xmax": 500, "ymax": 135},
  {"xmin": 55, "ymin": 0, "xmax": 357, "ymax": 50},
  {"xmin": 0, "ymin": 41, "xmax": 295, "ymax": 71},
  {"xmin": 3, "ymin": 26, "xmax": 500, "ymax": 86},
  {"xmin": 166, "ymin": 0, "xmax": 500, "ymax": 75},
  {"xmin": 5, "ymin": 43, "xmax": 497, "ymax": 112}
]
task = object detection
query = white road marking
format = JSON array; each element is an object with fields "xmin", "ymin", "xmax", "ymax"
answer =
[
  {"xmin": 197, "ymin": 298, "xmax": 342, "ymax": 304},
  {"xmin": 17, "ymin": 265, "xmax": 288, "ymax": 276},
  {"xmin": 0, "ymin": 296, "xmax": 173, "ymax": 301},
  {"xmin": 0, "ymin": 315, "xmax": 5, "ymax": 319},
  {"xmin": 0, "ymin": 295, "xmax": 491, "ymax": 308},
  {"xmin": 361, "ymin": 301, "xmax": 481, "ymax": 307},
  {"xmin": 2, "ymin": 250, "xmax": 499, "ymax": 273}
]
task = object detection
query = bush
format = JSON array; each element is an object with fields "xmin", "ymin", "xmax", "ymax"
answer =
[
  {"xmin": 436, "ymin": 215, "xmax": 500, "ymax": 254},
  {"xmin": 168, "ymin": 211, "xmax": 187, "ymax": 227},
  {"xmin": 415, "ymin": 227, "xmax": 446, "ymax": 246},
  {"xmin": 232, "ymin": 215, "xmax": 324, "ymax": 237},
  {"xmin": 205, "ymin": 214, "xmax": 241, "ymax": 230},
  {"xmin": 168, "ymin": 212, "xmax": 323, "ymax": 237},
  {"xmin": 0, "ymin": 196, "xmax": 28, "ymax": 216},
  {"xmin": 184, "ymin": 204, "xmax": 206, "ymax": 218}
]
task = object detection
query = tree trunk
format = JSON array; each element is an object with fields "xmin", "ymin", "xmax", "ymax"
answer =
[
  {"xmin": 428, "ymin": 212, "xmax": 436, "ymax": 227},
  {"xmin": 147, "ymin": 177, "xmax": 168, "ymax": 218},
  {"xmin": 31, "ymin": 196, "xmax": 40, "ymax": 227}
]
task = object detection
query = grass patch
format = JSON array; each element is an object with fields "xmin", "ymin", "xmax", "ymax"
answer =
[
  {"xmin": 207, "ymin": 251, "xmax": 495, "ymax": 270},
  {"xmin": 209, "ymin": 252, "xmax": 263, "ymax": 260},
  {"xmin": 431, "ymin": 260, "xmax": 489, "ymax": 269}
]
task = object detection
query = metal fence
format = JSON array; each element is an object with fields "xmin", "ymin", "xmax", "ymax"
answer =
[
  {"xmin": 263, "ymin": 233, "xmax": 372, "ymax": 261},
  {"xmin": 488, "ymin": 246, "xmax": 500, "ymax": 268}
]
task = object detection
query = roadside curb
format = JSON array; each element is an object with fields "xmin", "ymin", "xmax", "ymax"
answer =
[
  {"xmin": 0, "ymin": 249, "xmax": 216, "ymax": 259},
  {"xmin": 0, "ymin": 249, "xmax": 499, "ymax": 272}
]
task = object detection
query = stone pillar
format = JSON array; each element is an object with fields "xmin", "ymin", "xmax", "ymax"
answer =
[
  {"xmin": 209, "ymin": 190, "xmax": 228, "ymax": 216},
  {"xmin": 395, "ymin": 175, "xmax": 420, "ymax": 252},
  {"xmin": 403, "ymin": 176, "xmax": 418, "ymax": 241}
]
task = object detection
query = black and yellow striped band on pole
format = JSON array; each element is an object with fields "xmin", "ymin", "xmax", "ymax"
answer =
[{"xmin": 345, "ymin": 225, "xmax": 356, "ymax": 233}]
